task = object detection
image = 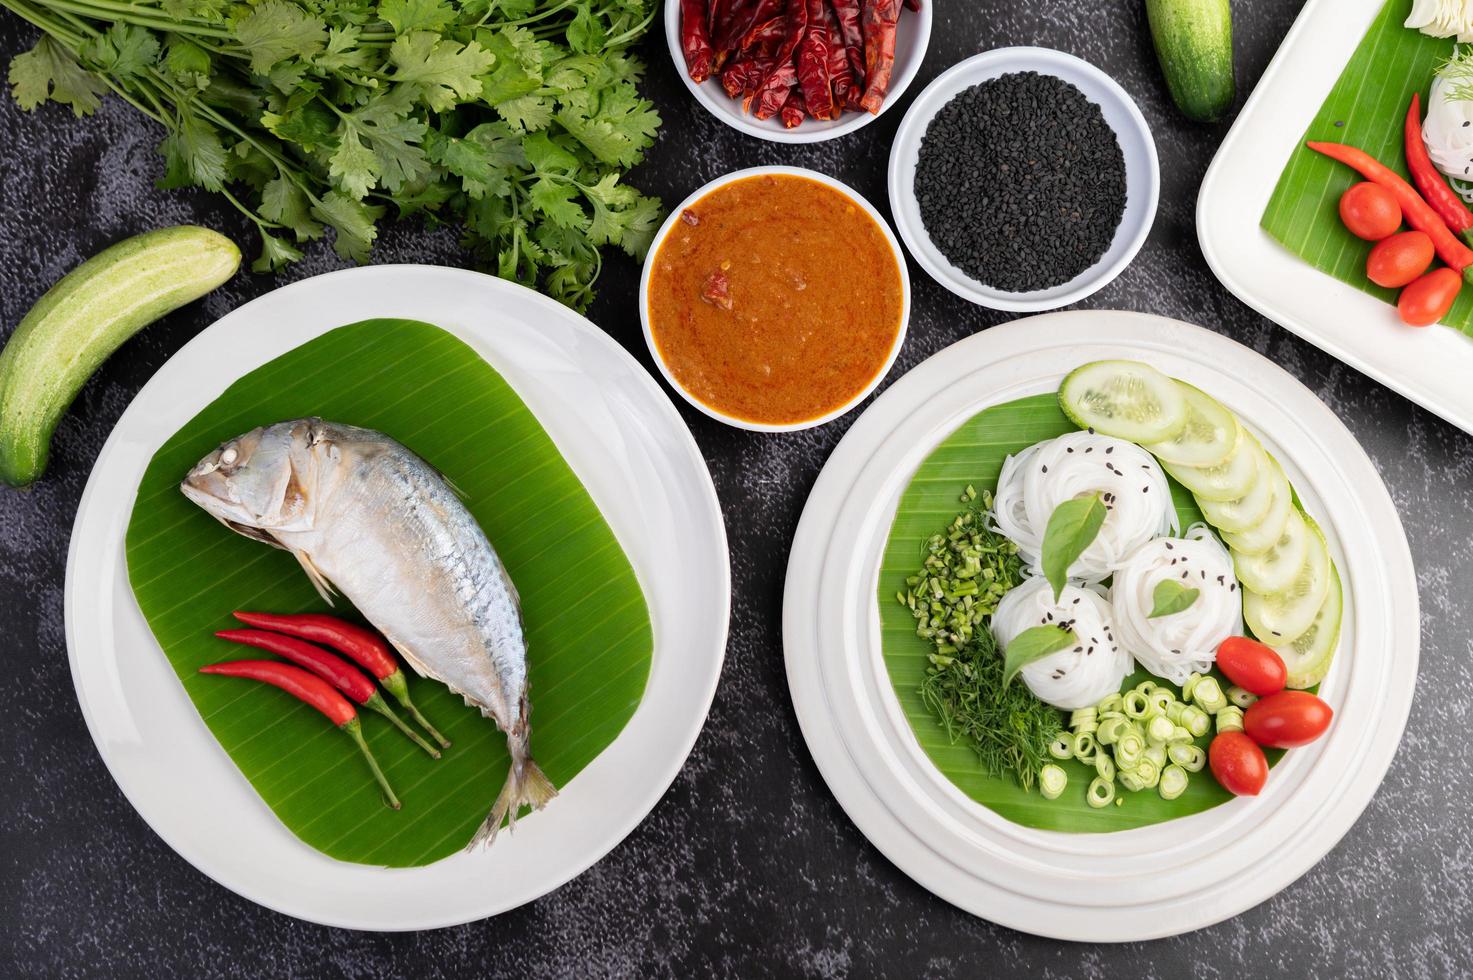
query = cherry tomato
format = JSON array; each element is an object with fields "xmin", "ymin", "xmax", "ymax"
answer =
[
  {"xmin": 1209, "ymin": 731, "xmax": 1269, "ymax": 797},
  {"xmin": 1215, "ymin": 636, "xmax": 1288, "ymax": 695},
  {"xmin": 1367, "ymin": 231, "xmax": 1435, "ymax": 288},
  {"xmin": 1398, "ymin": 266, "xmax": 1462, "ymax": 327},
  {"xmin": 1339, "ymin": 181, "xmax": 1402, "ymax": 240},
  {"xmin": 1244, "ymin": 691, "xmax": 1333, "ymax": 748}
]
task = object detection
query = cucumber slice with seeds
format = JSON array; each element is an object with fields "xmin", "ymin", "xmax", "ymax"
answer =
[
  {"xmin": 1164, "ymin": 425, "xmax": 1259, "ymax": 501},
  {"xmin": 1219, "ymin": 462, "xmax": 1293, "ymax": 555},
  {"xmin": 1059, "ymin": 360, "xmax": 1189, "ymax": 443},
  {"xmin": 1143, "ymin": 383, "xmax": 1237, "ymax": 466},
  {"xmin": 1233, "ymin": 507, "xmax": 1322, "ymax": 596},
  {"xmin": 1196, "ymin": 451, "xmax": 1277, "ymax": 532},
  {"xmin": 1274, "ymin": 563, "xmax": 1342, "ymax": 689},
  {"xmin": 1242, "ymin": 523, "xmax": 1333, "ymax": 646}
]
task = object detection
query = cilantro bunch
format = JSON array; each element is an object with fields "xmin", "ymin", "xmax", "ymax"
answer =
[{"xmin": 2, "ymin": 0, "xmax": 663, "ymax": 310}]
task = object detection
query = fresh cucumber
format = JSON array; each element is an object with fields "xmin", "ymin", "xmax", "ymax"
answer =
[
  {"xmin": 1218, "ymin": 466, "xmax": 1293, "ymax": 555},
  {"xmin": 1146, "ymin": 0, "xmax": 1235, "ymax": 124},
  {"xmin": 1273, "ymin": 564, "xmax": 1343, "ymax": 690},
  {"xmin": 1142, "ymin": 382, "xmax": 1237, "ymax": 467},
  {"xmin": 1196, "ymin": 451, "xmax": 1280, "ymax": 532},
  {"xmin": 1233, "ymin": 507, "xmax": 1321, "ymax": 596},
  {"xmin": 0, "ymin": 226, "xmax": 239, "ymax": 487},
  {"xmin": 1243, "ymin": 534, "xmax": 1333, "ymax": 647},
  {"xmin": 1163, "ymin": 425, "xmax": 1259, "ymax": 501},
  {"xmin": 1059, "ymin": 360, "xmax": 1188, "ymax": 443}
]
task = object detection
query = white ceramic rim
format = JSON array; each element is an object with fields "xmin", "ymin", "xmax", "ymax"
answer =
[
  {"xmin": 782, "ymin": 310, "xmax": 1418, "ymax": 942},
  {"xmin": 63, "ymin": 266, "xmax": 731, "ymax": 930},
  {"xmin": 662, "ymin": 0, "xmax": 933, "ymax": 143},
  {"xmin": 887, "ymin": 46, "xmax": 1161, "ymax": 312},
  {"xmin": 1198, "ymin": 0, "xmax": 1473, "ymax": 435},
  {"xmin": 639, "ymin": 165, "xmax": 912, "ymax": 432}
]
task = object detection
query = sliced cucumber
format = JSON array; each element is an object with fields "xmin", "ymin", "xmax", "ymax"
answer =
[
  {"xmin": 1233, "ymin": 507, "xmax": 1322, "ymax": 596},
  {"xmin": 1164, "ymin": 425, "xmax": 1259, "ymax": 501},
  {"xmin": 1059, "ymin": 360, "xmax": 1189, "ymax": 444},
  {"xmin": 1242, "ymin": 524, "xmax": 1333, "ymax": 646},
  {"xmin": 1142, "ymin": 382, "xmax": 1237, "ymax": 466},
  {"xmin": 1196, "ymin": 451, "xmax": 1278, "ymax": 532},
  {"xmin": 1218, "ymin": 460, "xmax": 1293, "ymax": 554},
  {"xmin": 1273, "ymin": 563, "xmax": 1342, "ymax": 689}
]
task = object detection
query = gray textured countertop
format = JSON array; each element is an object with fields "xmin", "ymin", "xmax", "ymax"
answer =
[{"xmin": 2, "ymin": 1, "xmax": 1470, "ymax": 976}]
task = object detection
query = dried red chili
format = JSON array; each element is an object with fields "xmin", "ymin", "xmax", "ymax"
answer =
[
  {"xmin": 740, "ymin": 15, "xmax": 786, "ymax": 54},
  {"xmin": 781, "ymin": 88, "xmax": 807, "ymax": 129},
  {"xmin": 716, "ymin": 0, "xmax": 783, "ymax": 51},
  {"xmin": 750, "ymin": 0, "xmax": 808, "ymax": 116},
  {"xmin": 680, "ymin": 0, "xmax": 717, "ymax": 84},
  {"xmin": 701, "ymin": 270, "xmax": 733, "ymax": 309},
  {"xmin": 829, "ymin": 0, "xmax": 866, "ymax": 86},
  {"xmin": 797, "ymin": 0, "xmax": 838, "ymax": 121},
  {"xmin": 820, "ymin": 1, "xmax": 857, "ymax": 111},
  {"xmin": 859, "ymin": 0, "xmax": 902, "ymax": 114}
]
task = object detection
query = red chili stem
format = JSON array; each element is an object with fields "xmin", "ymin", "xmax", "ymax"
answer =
[
  {"xmin": 232, "ymin": 611, "xmax": 451, "ymax": 749},
  {"xmin": 1405, "ymin": 93, "xmax": 1473, "ymax": 237},
  {"xmin": 1308, "ymin": 139, "xmax": 1473, "ymax": 278},
  {"xmin": 198, "ymin": 660, "xmax": 400, "ymax": 809},
  {"xmin": 215, "ymin": 629, "xmax": 440, "ymax": 759}
]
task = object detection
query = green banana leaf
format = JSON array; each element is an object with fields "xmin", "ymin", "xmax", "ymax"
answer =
[
  {"xmin": 1260, "ymin": 0, "xmax": 1473, "ymax": 336},
  {"xmin": 876, "ymin": 394, "xmax": 1281, "ymax": 832},
  {"xmin": 125, "ymin": 319, "xmax": 652, "ymax": 867}
]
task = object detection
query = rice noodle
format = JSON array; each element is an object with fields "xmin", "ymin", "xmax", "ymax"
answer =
[
  {"xmin": 991, "ymin": 431, "xmax": 1177, "ymax": 585},
  {"xmin": 991, "ymin": 578, "xmax": 1132, "ymax": 710},
  {"xmin": 1109, "ymin": 524, "xmax": 1243, "ymax": 685}
]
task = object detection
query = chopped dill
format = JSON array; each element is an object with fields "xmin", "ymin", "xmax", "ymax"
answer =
[
  {"xmin": 1437, "ymin": 46, "xmax": 1473, "ymax": 103},
  {"xmin": 899, "ymin": 486, "xmax": 1063, "ymax": 791}
]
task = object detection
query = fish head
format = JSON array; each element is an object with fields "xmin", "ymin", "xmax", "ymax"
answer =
[{"xmin": 181, "ymin": 419, "xmax": 327, "ymax": 542}]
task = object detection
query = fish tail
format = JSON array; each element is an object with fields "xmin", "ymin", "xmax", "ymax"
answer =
[{"xmin": 467, "ymin": 750, "xmax": 558, "ymax": 849}]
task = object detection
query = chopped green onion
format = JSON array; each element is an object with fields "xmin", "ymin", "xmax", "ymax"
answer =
[
  {"xmin": 1123, "ymin": 690, "xmax": 1151, "ymax": 718},
  {"xmin": 1097, "ymin": 716, "xmax": 1129, "ymax": 746},
  {"xmin": 1048, "ymin": 734, "xmax": 1073, "ymax": 760},
  {"xmin": 1115, "ymin": 731, "xmax": 1145, "ymax": 770},
  {"xmin": 1097, "ymin": 693, "xmax": 1124, "ymax": 715},
  {"xmin": 1169, "ymin": 725, "xmax": 1193, "ymax": 744},
  {"xmin": 1159, "ymin": 764, "xmax": 1189, "ymax": 800},
  {"xmin": 1146, "ymin": 715, "xmax": 1175, "ymax": 744},
  {"xmin": 1040, "ymin": 764, "xmax": 1068, "ymax": 800},
  {"xmin": 1070, "ymin": 707, "xmax": 1098, "ymax": 728},
  {"xmin": 1087, "ymin": 776, "xmax": 1116, "ymax": 808},
  {"xmin": 1134, "ymin": 758, "xmax": 1162, "ymax": 788},
  {"xmin": 1168, "ymin": 744, "xmax": 1206, "ymax": 772},
  {"xmin": 1228, "ymin": 685, "xmax": 1259, "ymax": 709},
  {"xmin": 1182, "ymin": 672, "xmax": 1202, "ymax": 701},
  {"xmin": 1216, "ymin": 705, "xmax": 1245, "ymax": 733},
  {"xmin": 1192, "ymin": 676, "xmax": 1227, "ymax": 714},
  {"xmin": 1144, "ymin": 744, "xmax": 1168, "ymax": 769},
  {"xmin": 1134, "ymin": 680, "xmax": 1158, "ymax": 695},
  {"xmin": 1095, "ymin": 752, "xmax": 1116, "ymax": 782},
  {"xmin": 1118, "ymin": 769, "xmax": 1146, "ymax": 792},
  {"xmin": 1146, "ymin": 689, "xmax": 1174, "ymax": 715},
  {"xmin": 1072, "ymin": 731, "xmax": 1099, "ymax": 762},
  {"xmin": 1183, "ymin": 705, "xmax": 1211, "ymax": 738}
]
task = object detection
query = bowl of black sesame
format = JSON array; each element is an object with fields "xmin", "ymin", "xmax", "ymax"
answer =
[{"xmin": 887, "ymin": 47, "xmax": 1159, "ymax": 312}]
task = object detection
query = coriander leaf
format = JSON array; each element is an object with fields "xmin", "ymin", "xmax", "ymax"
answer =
[
  {"xmin": 494, "ymin": 94, "xmax": 553, "ymax": 132},
  {"xmin": 1041, "ymin": 493, "xmax": 1107, "ymax": 602},
  {"xmin": 328, "ymin": 126, "xmax": 378, "ymax": 198},
  {"xmin": 379, "ymin": 0, "xmax": 455, "ymax": 35},
  {"xmin": 234, "ymin": 1, "xmax": 328, "ymax": 74},
  {"xmin": 1003, "ymin": 625, "xmax": 1076, "ymax": 687},
  {"xmin": 554, "ymin": 81, "xmax": 659, "ymax": 168},
  {"xmin": 260, "ymin": 176, "xmax": 323, "ymax": 241},
  {"xmin": 227, "ymin": 139, "xmax": 276, "ymax": 189},
  {"xmin": 388, "ymin": 32, "xmax": 494, "ymax": 112},
  {"xmin": 158, "ymin": 113, "xmax": 229, "ymax": 191},
  {"xmin": 261, "ymin": 100, "xmax": 335, "ymax": 150},
  {"xmin": 162, "ymin": 0, "xmax": 228, "ymax": 22},
  {"xmin": 521, "ymin": 130, "xmax": 579, "ymax": 174},
  {"xmin": 79, "ymin": 23, "xmax": 160, "ymax": 78},
  {"xmin": 253, "ymin": 231, "xmax": 303, "ymax": 272},
  {"xmin": 8, "ymin": 36, "xmax": 105, "ymax": 117},
  {"xmin": 565, "ymin": 6, "xmax": 607, "ymax": 55},
  {"xmin": 616, "ymin": 192, "xmax": 662, "ymax": 258},
  {"xmin": 164, "ymin": 37, "xmax": 212, "ymax": 89},
  {"xmin": 424, "ymin": 129, "xmax": 509, "ymax": 199},
  {"xmin": 268, "ymin": 60, "xmax": 310, "ymax": 95},
  {"xmin": 311, "ymin": 190, "xmax": 384, "ymax": 262},
  {"xmin": 529, "ymin": 177, "xmax": 588, "ymax": 231},
  {"xmin": 391, "ymin": 176, "xmax": 457, "ymax": 216},
  {"xmin": 315, "ymin": 26, "xmax": 371, "ymax": 71},
  {"xmin": 1148, "ymin": 580, "xmax": 1200, "ymax": 619},
  {"xmin": 352, "ymin": 89, "xmax": 430, "ymax": 192}
]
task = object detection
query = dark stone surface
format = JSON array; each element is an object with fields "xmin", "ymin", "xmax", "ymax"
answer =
[{"xmin": 2, "ymin": 2, "xmax": 1470, "ymax": 977}]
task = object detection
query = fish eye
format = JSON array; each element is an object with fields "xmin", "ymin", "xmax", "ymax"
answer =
[{"xmin": 221, "ymin": 446, "xmax": 238, "ymax": 466}]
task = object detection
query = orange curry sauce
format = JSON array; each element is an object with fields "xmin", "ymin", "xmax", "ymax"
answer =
[{"xmin": 647, "ymin": 174, "xmax": 904, "ymax": 425}]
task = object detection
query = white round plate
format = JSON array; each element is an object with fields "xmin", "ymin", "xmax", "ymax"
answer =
[
  {"xmin": 888, "ymin": 48, "xmax": 1159, "ymax": 311},
  {"xmin": 782, "ymin": 311, "xmax": 1417, "ymax": 942},
  {"xmin": 64, "ymin": 266, "xmax": 730, "ymax": 931},
  {"xmin": 664, "ymin": 0, "xmax": 932, "ymax": 143}
]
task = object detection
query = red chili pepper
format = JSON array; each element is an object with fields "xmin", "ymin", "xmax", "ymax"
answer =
[
  {"xmin": 797, "ymin": 0, "xmax": 838, "ymax": 121},
  {"xmin": 216, "ymin": 629, "xmax": 440, "ymax": 759},
  {"xmin": 1308, "ymin": 140, "xmax": 1473, "ymax": 278},
  {"xmin": 781, "ymin": 87, "xmax": 807, "ymax": 128},
  {"xmin": 716, "ymin": 0, "xmax": 784, "ymax": 52},
  {"xmin": 859, "ymin": 0, "xmax": 902, "ymax": 114},
  {"xmin": 1406, "ymin": 93, "xmax": 1473, "ymax": 239},
  {"xmin": 904, "ymin": 0, "xmax": 920, "ymax": 10},
  {"xmin": 750, "ymin": 0, "xmax": 808, "ymax": 117},
  {"xmin": 821, "ymin": 1, "xmax": 857, "ymax": 111},
  {"xmin": 200, "ymin": 660, "xmax": 400, "ymax": 809},
  {"xmin": 830, "ymin": 0, "xmax": 866, "ymax": 86},
  {"xmin": 680, "ymin": 0, "xmax": 717, "ymax": 84},
  {"xmin": 740, "ymin": 15, "xmax": 786, "ymax": 55},
  {"xmin": 721, "ymin": 52, "xmax": 771, "ymax": 100},
  {"xmin": 232, "ymin": 611, "xmax": 450, "ymax": 749}
]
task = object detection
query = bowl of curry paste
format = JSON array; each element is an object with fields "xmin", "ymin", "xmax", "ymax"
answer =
[{"xmin": 641, "ymin": 166, "xmax": 910, "ymax": 431}]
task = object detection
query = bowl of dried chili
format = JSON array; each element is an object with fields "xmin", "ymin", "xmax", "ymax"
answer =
[
  {"xmin": 640, "ymin": 166, "xmax": 910, "ymax": 430},
  {"xmin": 667, "ymin": 0, "xmax": 933, "ymax": 143}
]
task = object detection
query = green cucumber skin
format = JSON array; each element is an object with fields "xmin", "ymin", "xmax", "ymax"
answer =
[
  {"xmin": 1146, "ymin": 0, "xmax": 1235, "ymax": 123},
  {"xmin": 0, "ymin": 226, "xmax": 240, "ymax": 487}
]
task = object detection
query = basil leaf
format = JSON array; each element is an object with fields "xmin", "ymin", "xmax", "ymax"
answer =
[
  {"xmin": 1002, "ymin": 625, "xmax": 1076, "ymax": 687},
  {"xmin": 1148, "ymin": 579, "xmax": 1200, "ymax": 618},
  {"xmin": 1040, "ymin": 493, "xmax": 1107, "ymax": 601}
]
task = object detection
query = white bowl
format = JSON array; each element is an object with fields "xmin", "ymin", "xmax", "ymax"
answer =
[
  {"xmin": 639, "ymin": 166, "xmax": 911, "ymax": 432},
  {"xmin": 887, "ymin": 47, "xmax": 1160, "ymax": 311},
  {"xmin": 664, "ymin": 2, "xmax": 933, "ymax": 144}
]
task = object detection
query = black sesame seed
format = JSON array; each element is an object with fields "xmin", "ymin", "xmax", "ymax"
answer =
[
  {"xmin": 1165, "ymin": 542, "xmax": 1173, "ymax": 550},
  {"xmin": 912, "ymin": 72, "xmax": 1127, "ymax": 292}
]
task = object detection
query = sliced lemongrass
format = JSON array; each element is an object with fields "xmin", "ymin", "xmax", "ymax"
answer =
[
  {"xmin": 1146, "ymin": 715, "xmax": 1175, "ymax": 743},
  {"xmin": 1048, "ymin": 734, "xmax": 1073, "ymax": 760},
  {"xmin": 1169, "ymin": 743, "xmax": 1206, "ymax": 772},
  {"xmin": 1095, "ymin": 752, "xmax": 1116, "ymax": 782},
  {"xmin": 1072, "ymin": 730, "xmax": 1099, "ymax": 762},
  {"xmin": 1228, "ymin": 685, "xmax": 1259, "ymax": 709},
  {"xmin": 1216, "ymin": 705, "xmax": 1245, "ymax": 733},
  {"xmin": 1159, "ymin": 764, "xmax": 1189, "ymax": 800},
  {"xmin": 1040, "ymin": 764, "xmax": 1068, "ymax": 800},
  {"xmin": 1087, "ymin": 776, "xmax": 1117, "ymax": 808}
]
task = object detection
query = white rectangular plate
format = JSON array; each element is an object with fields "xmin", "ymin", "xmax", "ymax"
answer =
[{"xmin": 1198, "ymin": 0, "xmax": 1473, "ymax": 434}]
